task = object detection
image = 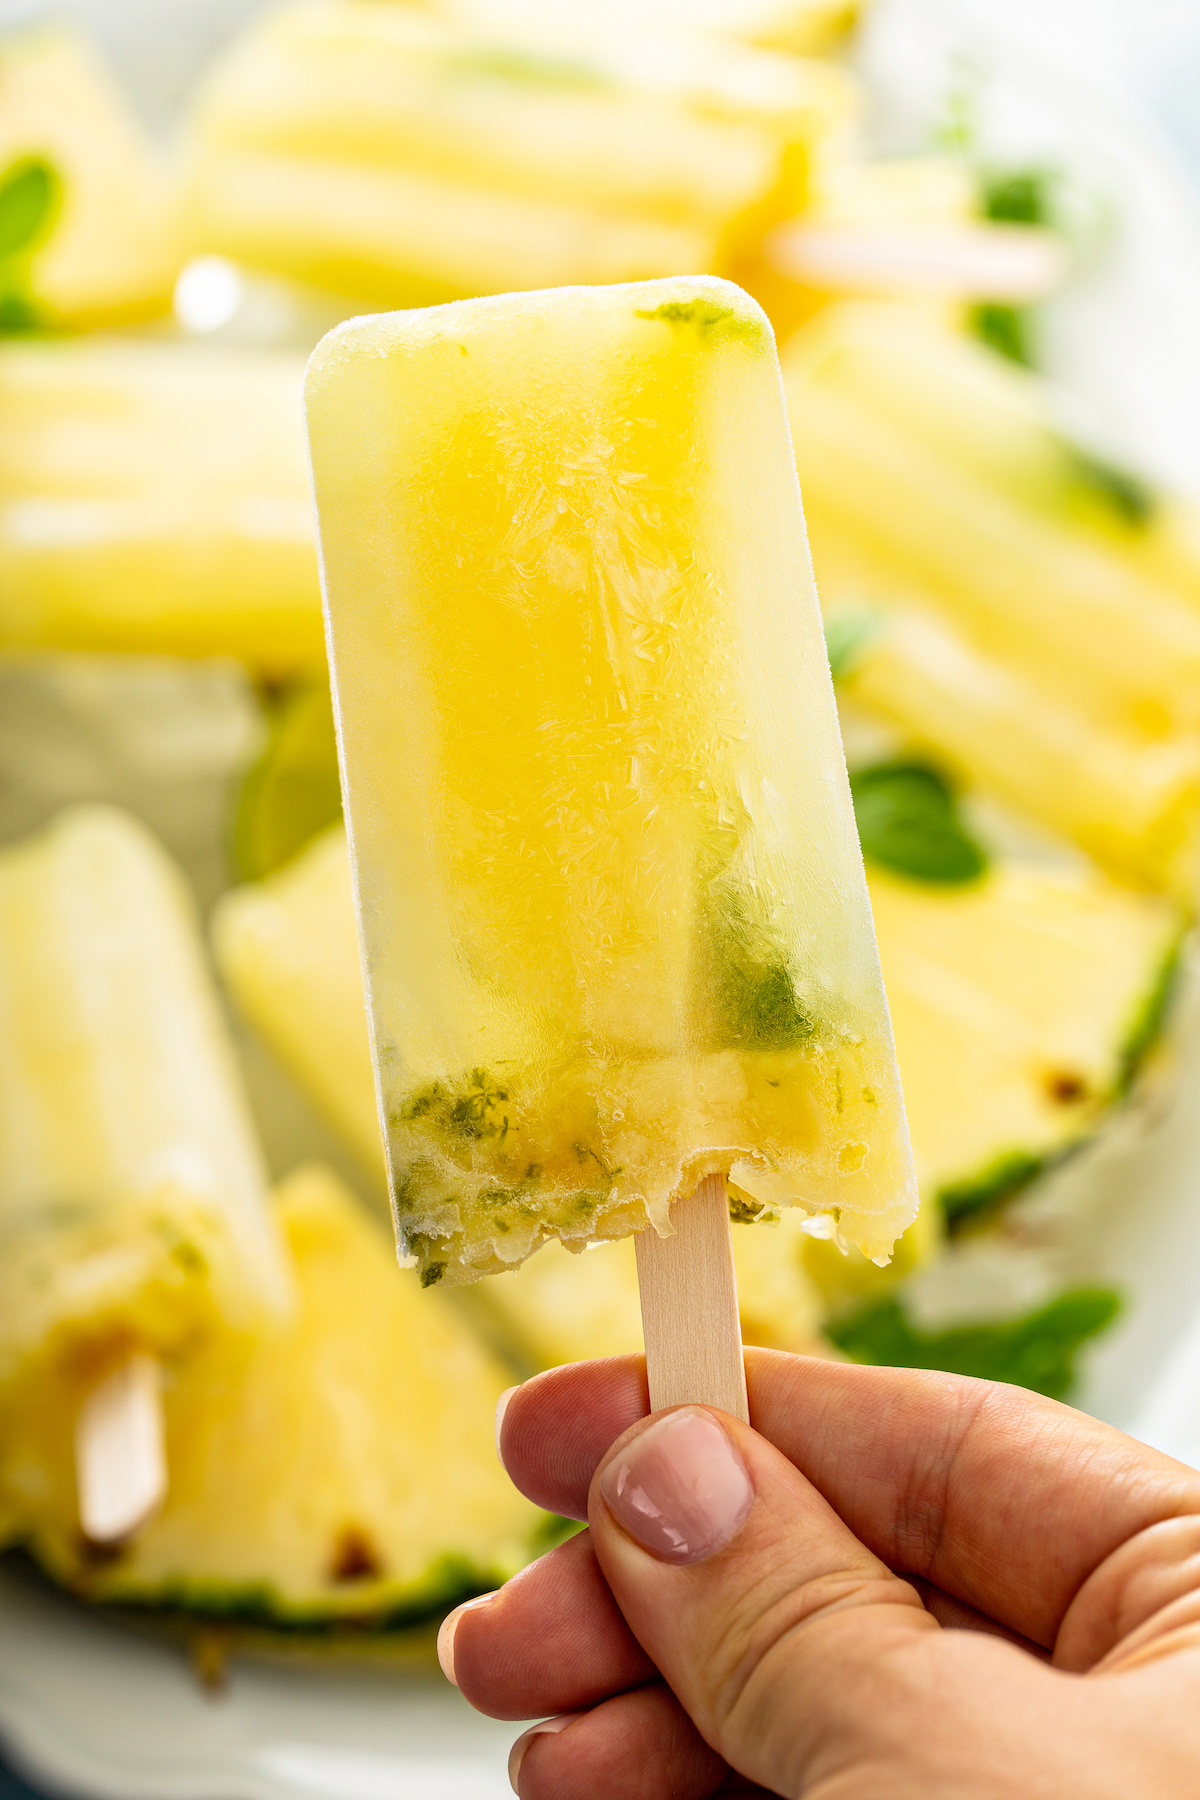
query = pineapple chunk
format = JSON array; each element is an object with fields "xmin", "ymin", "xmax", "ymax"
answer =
[
  {"xmin": 213, "ymin": 826, "xmax": 384, "ymax": 1182},
  {"xmin": 869, "ymin": 863, "xmax": 1181, "ymax": 1223},
  {"xmin": 0, "ymin": 23, "xmax": 181, "ymax": 327},
  {"xmin": 0, "ymin": 807, "xmax": 289, "ymax": 1416},
  {"xmin": 0, "ymin": 338, "xmax": 322, "ymax": 671},
  {"xmin": 6, "ymin": 1166, "xmax": 540, "ymax": 1626}
]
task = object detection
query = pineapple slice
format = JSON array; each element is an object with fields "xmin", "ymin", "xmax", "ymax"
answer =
[
  {"xmin": 0, "ymin": 338, "xmax": 322, "ymax": 671},
  {"xmin": 7, "ymin": 1165, "xmax": 541, "ymax": 1627},
  {"xmin": 0, "ymin": 23, "xmax": 181, "ymax": 328},
  {"xmin": 213, "ymin": 825, "xmax": 384, "ymax": 1183},
  {"xmin": 214, "ymin": 823, "xmax": 1178, "ymax": 1329},
  {"xmin": 869, "ymin": 863, "xmax": 1181, "ymax": 1224}
]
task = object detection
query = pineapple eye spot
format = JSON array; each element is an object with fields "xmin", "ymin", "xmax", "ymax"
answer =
[
  {"xmin": 328, "ymin": 1525, "xmax": 382, "ymax": 1583},
  {"xmin": 1045, "ymin": 1070, "xmax": 1089, "ymax": 1105},
  {"xmin": 837, "ymin": 1141, "xmax": 867, "ymax": 1175}
]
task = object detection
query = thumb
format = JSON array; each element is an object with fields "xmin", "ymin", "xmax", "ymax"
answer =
[{"xmin": 588, "ymin": 1405, "xmax": 939, "ymax": 1798}]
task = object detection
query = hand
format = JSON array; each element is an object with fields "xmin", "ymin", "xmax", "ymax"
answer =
[{"xmin": 439, "ymin": 1350, "xmax": 1200, "ymax": 1798}]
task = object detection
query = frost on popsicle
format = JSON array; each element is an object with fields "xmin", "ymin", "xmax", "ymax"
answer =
[{"xmin": 306, "ymin": 275, "xmax": 917, "ymax": 1284}]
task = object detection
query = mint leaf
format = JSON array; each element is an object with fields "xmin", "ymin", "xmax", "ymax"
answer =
[
  {"xmin": 982, "ymin": 168, "xmax": 1052, "ymax": 225},
  {"xmin": 827, "ymin": 1286, "xmax": 1120, "ymax": 1400},
  {"xmin": 0, "ymin": 157, "xmax": 60, "ymax": 261},
  {"xmin": 850, "ymin": 760, "xmax": 988, "ymax": 886},
  {"xmin": 824, "ymin": 607, "xmax": 881, "ymax": 681},
  {"xmin": 971, "ymin": 301, "xmax": 1033, "ymax": 367}
]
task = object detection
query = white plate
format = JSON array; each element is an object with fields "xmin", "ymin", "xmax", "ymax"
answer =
[
  {"xmin": 0, "ymin": 1561, "xmax": 518, "ymax": 1800},
  {"xmin": 7, "ymin": 2, "xmax": 1200, "ymax": 1797}
]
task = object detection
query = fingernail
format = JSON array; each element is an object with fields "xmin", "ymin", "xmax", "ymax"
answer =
[
  {"xmin": 495, "ymin": 1386, "xmax": 517, "ymax": 1459},
  {"xmin": 508, "ymin": 1714, "xmax": 584, "ymax": 1794},
  {"xmin": 599, "ymin": 1407, "xmax": 753, "ymax": 1566},
  {"xmin": 436, "ymin": 1592, "xmax": 493, "ymax": 1685}
]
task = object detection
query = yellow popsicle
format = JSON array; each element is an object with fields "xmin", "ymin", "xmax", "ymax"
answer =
[{"xmin": 306, "ymin": 276, "xmax": 917, "ymax": 1283}]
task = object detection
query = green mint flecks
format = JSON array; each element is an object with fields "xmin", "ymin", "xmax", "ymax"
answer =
[
  {"xmin": 398, "ymin": 1069, "xmax": 512, "ymax": 1143},
  {"xmin": 827, "ymin": 1286, "xmax": 1120, "ymax": 1401},
  {"xmin": 824, "ymin": 606, "xmax": 882, "ymax": 681},
  {"xmin": 850, "ymin": 759, "xmax": 988, "ymax": 886},
  {"xmin": 634, "ymin": 298, "xmax": 763, "ymax": 345}
]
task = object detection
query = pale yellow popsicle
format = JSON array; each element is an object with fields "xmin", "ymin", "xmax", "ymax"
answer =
[
  {"xmin": 306, "ymin": 276, "xmax": 917, "ymax": 1283},
  {"xmin": 0, "ymin": 338, "xmax": 322, "ymax": 671},
  {"xmin": 188, "ymin": 2, "xmax": 855, "ymax": 312},
  {"xmin": 0, "ymin": 806, "xmax": 290, "ymax": 1407}
]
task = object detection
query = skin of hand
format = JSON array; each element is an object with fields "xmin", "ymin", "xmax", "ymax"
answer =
[{"xmin": 437, "ymin": 1350, "xmax": 1200, "ymax": 1799}]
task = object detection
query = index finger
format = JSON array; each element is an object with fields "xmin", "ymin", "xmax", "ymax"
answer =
[{"xmin": 498, "ymin": 1350, "xmax": 1200, "ymax": 1647}]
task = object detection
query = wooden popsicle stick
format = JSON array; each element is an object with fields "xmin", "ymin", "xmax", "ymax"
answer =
[
  {"xmin": 75, "ymin": 1353, "xmax": 167, "ymax": 1545},
  {"xmin": 635, "ymin": 1172, "xmax": 749, "ymax": 1423}
]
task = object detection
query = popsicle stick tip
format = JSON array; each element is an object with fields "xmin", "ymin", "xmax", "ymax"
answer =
[{"xmin": 75, "ymin": 1353, "xmax": 167, "ymax": 1546}]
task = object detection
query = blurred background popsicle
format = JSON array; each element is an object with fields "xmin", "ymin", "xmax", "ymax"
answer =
[
  {"xmin": 0, "ymin": 338, "xmax": 323, "ymax": 671},
  {"xmin": 0, "ymin": 805, "xmax": 290, "ymax": 1545},
  {"xmin": 187, "ymin": 2, "xmax": 857, "ymax": 317}
]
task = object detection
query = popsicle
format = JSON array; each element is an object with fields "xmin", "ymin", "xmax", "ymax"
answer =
[
  {"xmin": 0, "ymin": 805, "xmax": 290, "ymax": 1540},
  {"xmin": 782, "ymin": 304, "xmax": 1200, "ymax": 740},
  {"xmin": 827, "ymin": 600, "xmax": 1200, "ymax": 900},
  {"xmin": 306, "ymin": 275, "xmax": 917, "ymax": 1414},
  {"xmin": 7, "ymin": 1165, "xmax": 540, "ymax": 1627},
  {"xmin": 438, "ymin": 0, "xmax": 858, "ymax": 56},
  {"xmin": 0, "ymin": 21, "xmax": 181, "ymax": 328},
  {"xmin": 0, "ymin": 338, "xmax": 322, "ymax": 671},
  {"xmin": 188, "ymin": 2, "xmax": 856, "ymax": 315}
]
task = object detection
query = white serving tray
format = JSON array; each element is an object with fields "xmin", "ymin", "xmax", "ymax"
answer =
[{"xmin": 7, "ymin": 1, "xmax": 1200, "ymax": 1796}]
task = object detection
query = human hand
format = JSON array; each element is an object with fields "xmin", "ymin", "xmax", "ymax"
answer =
[{"xmin": 439, "ymin": 1350, "xmax": 1200, "ymax": 1798}]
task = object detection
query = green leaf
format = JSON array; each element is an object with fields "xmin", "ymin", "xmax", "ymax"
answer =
[
  {"xmin": 824, "ymin": 606, "xmax": 881, "ymax": 681},
  {"xmin": 971, "ymin": 301, "xmax": 1033, "ymax": 367},
  {"xmin": 982, "ymin": 168, "xmax": 1052, "ymax": 225},
  {"xmin": 0, "ymin": 157, "xmax": 61, "ymax": 261},
  {"xmin": 850, "ymin": 759, "xmax": 988, "ymax": 886},
  {"xmin": 827, "ymin": 1286, "xmax": 1121, "ymax": 1400},
  {"xmin": 231, "ymin": 681, "xmax": 343, "ymax": 881}
]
